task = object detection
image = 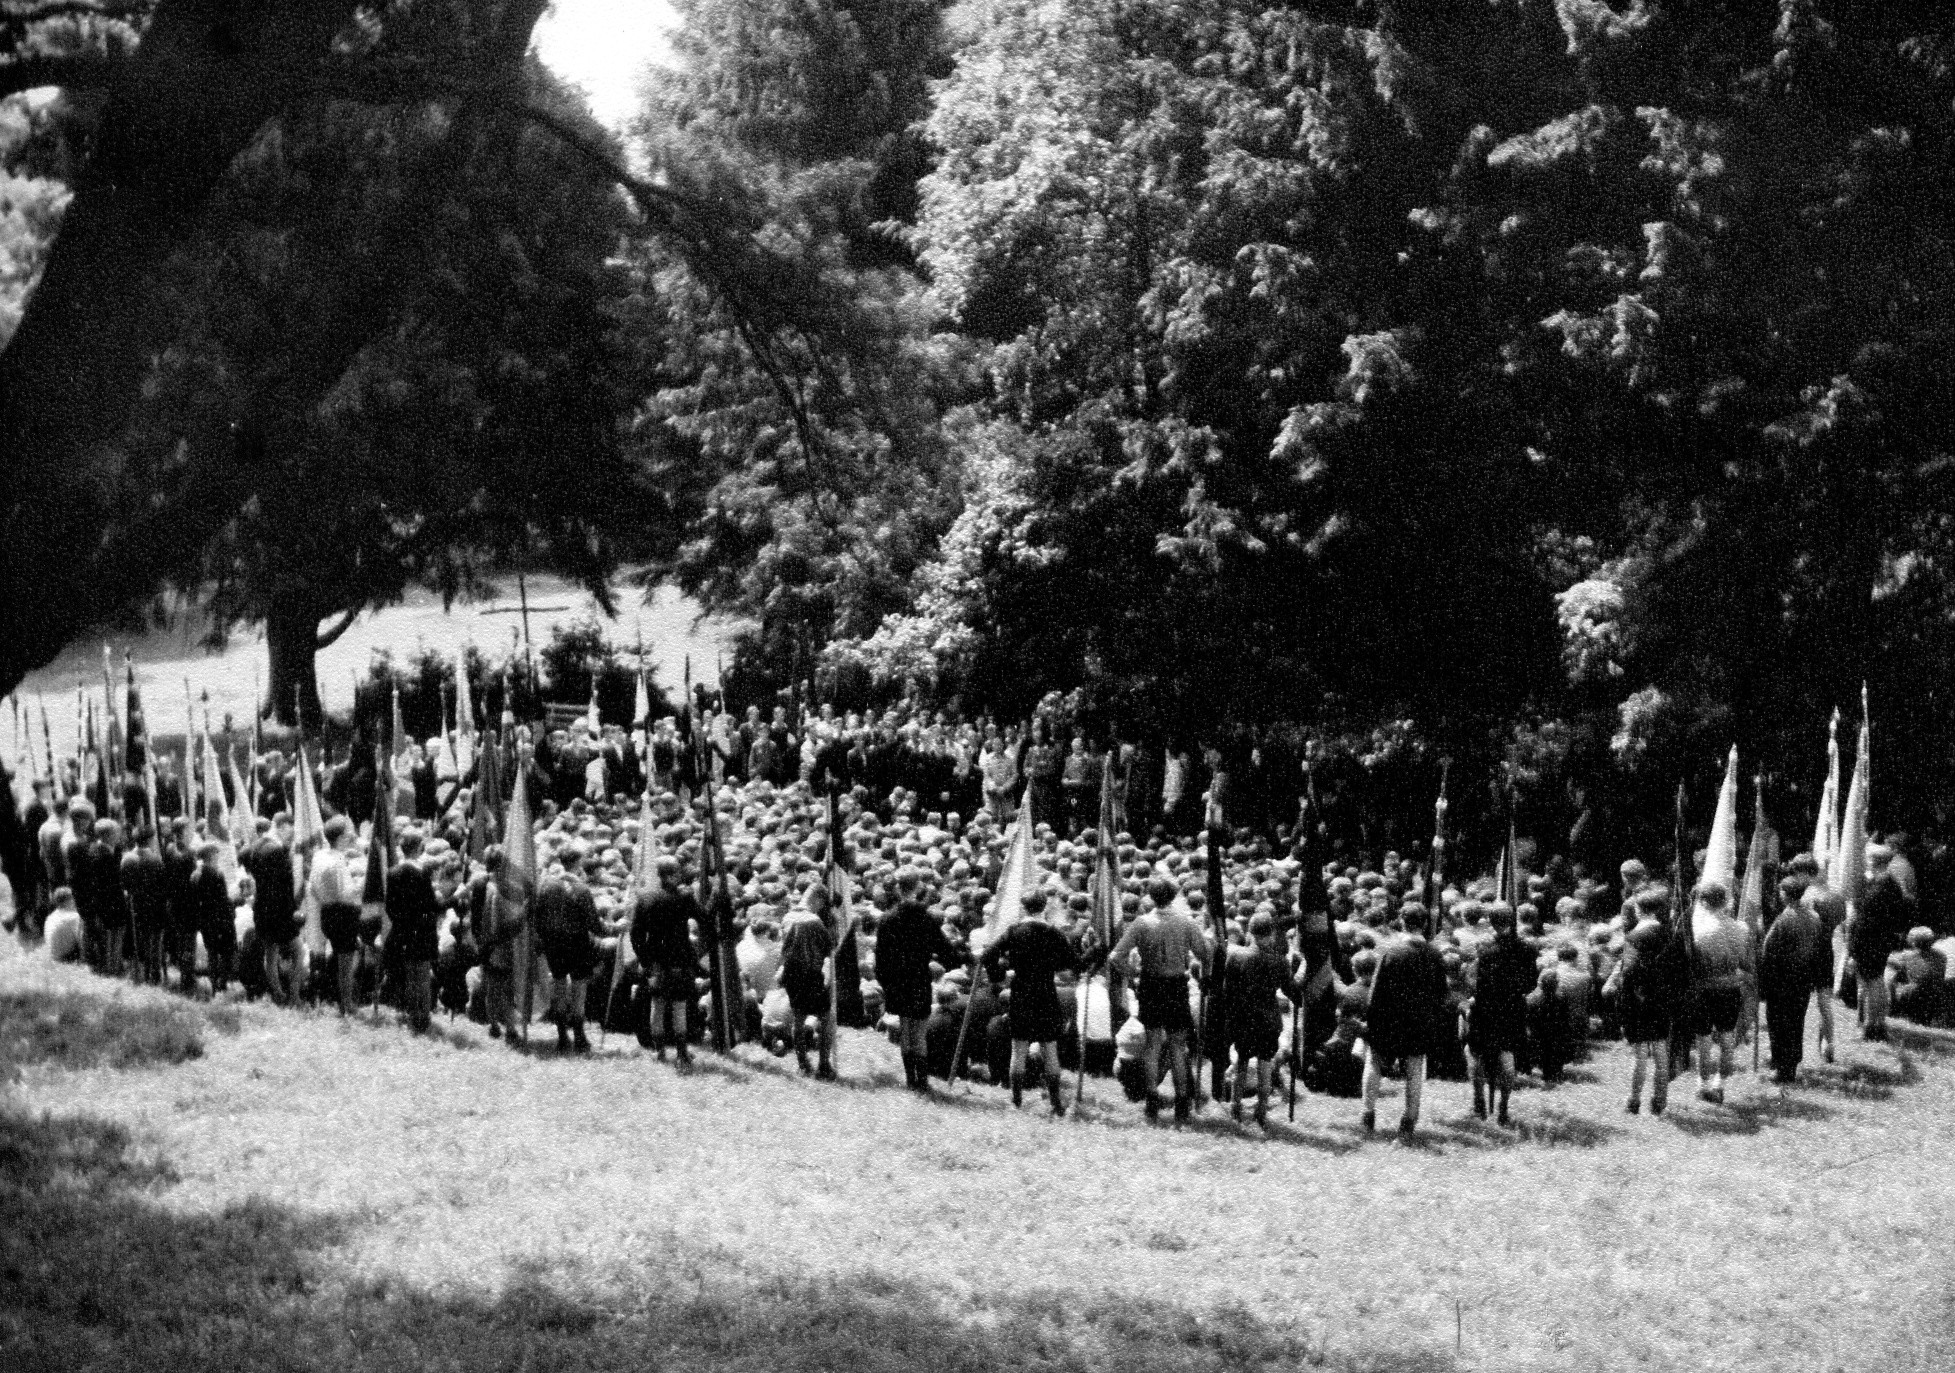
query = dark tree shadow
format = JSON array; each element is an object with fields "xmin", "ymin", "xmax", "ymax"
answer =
[{"xmin": 0, "ymin": 1102, "xmax": 1463, "ymax": 1373}]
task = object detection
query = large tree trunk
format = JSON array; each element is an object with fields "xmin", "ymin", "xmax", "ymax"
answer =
[{"xmin": 265, "ymin": 599, "xmax": 326, "ymax": 732}]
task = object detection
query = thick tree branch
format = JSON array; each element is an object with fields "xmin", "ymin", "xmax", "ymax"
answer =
[
  {"xmin": 1, "ymin": 1, "xmax": 144, "ymax": 24},
  {"xmin": 314, "ymin": 604, "xmax": 361, "ymax": 650},
  {"xmin": 0, "ymin": 51, "xmax": 120, "ymax": 96}
]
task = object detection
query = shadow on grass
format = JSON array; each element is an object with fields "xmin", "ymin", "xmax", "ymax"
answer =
[
  {"xmin": 1661, "ymin": 1091, "xmax": 1835, "ymax": 1137},
  {"xmin": 0, "ymin": 1102, "xmax": 1462, "ymax": 1373},
  {"xmin": 1801, "ymin": 1055, "xmax": 1918, "ymax": 1101},
  {"xmin": 0, "ymin": 986, "xmax": 237, "ymax": 1079}
]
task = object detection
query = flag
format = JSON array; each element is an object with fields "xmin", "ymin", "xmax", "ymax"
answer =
[
  {"xmin": 101, "ymin": 645, "xmax": 119, "ymax": 791},
  {"xmin": 633, "ymin": 786, "xmax": 662, "ymax": 894},
  {"xmin": 1090, "ymin": 753, "xmax": 1119, "ymax": 949},
  {"xmin": 1737, "ymin": 781, "xmax": 1777, "ymax": 943},
  {"xmin": 1813, "ymin": 709, "xmax": 1840, "ymax": 873},
  {"xmin": 499, "ymin": 758, "xmax": 539, "ymax": 1034},
  {"xmin": 226, "ymin": 748, "xmax": 255, "ymax": 852},
  {"xmin": 468, "ymin": 733, "xmax": 503, "ymax": 865},
  {"xmin": 455, "ymin": 657, "xmax": 476, "ymax": 776},
  {"xmin": 202, "ymin": 733, "xmax": 239, "ymax": 891},
  {"xmin": 124, "ymin": 658, "xmax": 147, "ymax": 774},
  {"xmin": 633, "ymin": 663, "xmax": 650, "ymax": 730},
  {"xmin": 290, "ymin": 741, "xmax": 326, "ymax": 906},
  {"xmin": 973, "ymin": 781, "xmax": 1036, "ymax": 956},
  {"xmin": 391, "ymin": 682, "xmax": 408, "ymax": 761},
  {"xmin": 1496, "ymin": 812, "xmax": 1519, "ymax": 908},
  {"xmin": 142, "ymin": 759, "xmax": 161, "ymax": 857},
  {"xmin": 361, "ymin": 747, "xmax": 394, "ymax": 937},
  {"xmin": 1701, "ymin": 746, "xmax": 1739, "ymax": 895},
  {"xmin": 586, "ymin": 674, "xmax": 601, "ymax": 736},
  {"xmin": 498, "ymin": 759, "xmax": 538, "ymax": 913},
  {"xmin": 84, "ymin": 697, "xmax": 109, "ymax": 819},
  {"xmin": 1834, "ymin": 688, "xmax": 1871, "ymax": 905}
]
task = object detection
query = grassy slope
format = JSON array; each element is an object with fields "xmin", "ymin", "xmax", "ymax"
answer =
[{"xmin": 3, "ymin": 940, "xmax": 1953, "ymax": 1373}]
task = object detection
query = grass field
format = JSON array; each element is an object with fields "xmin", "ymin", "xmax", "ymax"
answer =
[{"xmin": 3, "ymin": 940, "xmax": 1952, "ymax": 1373}]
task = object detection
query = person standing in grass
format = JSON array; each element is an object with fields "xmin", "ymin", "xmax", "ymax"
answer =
[
  {"xmin": 386, "ymin": 829, "xmax": 441, "ymax": 1033},
  {"xmin": 1222, "ymin": 911, "xmax": 1296, "ymax": 1127},
  {"xmin": 1608, "ymin": 887, "xmax": 1683, "ymax": 1115},
  {"xmin": 1466, "ymin": 902, "xmax": 1532, "ymax": 1126},
  {"xmin": 534, "ymin": 848, "xmax": 605, "ymax": 1052},
  {"xmin": 981, "ymin": 889, "xmax": 1076, "ymax": 1115},
  {"xmin": 1759, "ymin": 877, "xmax": 1828, "ymax": 1084},
  {"xmin": 631, "ymin": 855, "xmax": 703, "ymax": 1067},
  {"xmin": 311, "ymin": 816, "xmax": 362, "ymax": 1015},
  {"xmin": 779, "ymin": 884, "xmax": 838, "ymax": 1078},
  {"xmin": 874, "ymin": 867, "xmax": 960, "ymax": 1093},
  {"xmin": 1110, "ymin": 875, "xmax": 1213, "ymax": 1124},
  {"xmin": 242, "ymin": 815, "xmax": 301, "ymax": 1005},
  {"xmin": 1361, "ymin": 905, "xmax": 1449, "ymax": 1139},
  {"xmin": 189, "ymin": 840, "xmax": 235, "ymax": 996},
  {"xmin": 1688, "ymin": 881, "xmax": 1754, "ymax": 1104}
]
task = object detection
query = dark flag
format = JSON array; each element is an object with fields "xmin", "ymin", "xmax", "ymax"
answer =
[{"xmin": 124, "ymin": 657, "xmax": 147, "ymax": 774}]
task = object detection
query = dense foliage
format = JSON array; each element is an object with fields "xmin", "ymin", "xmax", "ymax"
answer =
[{"xmin": 9, "ymin": 0, "xmax": 1955, "ymax": 843}]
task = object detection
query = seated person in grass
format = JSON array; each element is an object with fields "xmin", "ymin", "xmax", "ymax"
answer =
[
  {"xmin": 1887, "ymin": 927, "xmax": 1950, "ymax": 1027},
  {"xmin": 42, "ymin": 886, "xmax": 82, "ymax": 962},
  {"xmin": 1302, "ymin": 999, "xmax": 1366, "ymax": 1098}
]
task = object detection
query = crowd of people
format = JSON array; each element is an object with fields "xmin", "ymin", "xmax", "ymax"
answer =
[{"xmin": 4, "ymin": 694, "xmax": 1948, "ymax": 1139}]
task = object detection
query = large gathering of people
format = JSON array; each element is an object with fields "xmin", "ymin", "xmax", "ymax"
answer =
[{"xmin": 5, "ymin": 690, "xmax": 1947, "ymax": 1140}]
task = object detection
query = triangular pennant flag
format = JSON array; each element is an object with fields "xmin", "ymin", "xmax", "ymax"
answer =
[
  {"xmin": 1834, "ymin": 689, "xmax": 1871, "ymax": 905},
  {"xmin": 586, "ymin": 675, "xmax": 601, "ymax": 737},
  {"xmin": 1701, "ymin": 745, "xmax": 1740, "ymax": 895},
  {"xmin": 454, "ymin": 657, "xmax": 476, "ymax": 776},
  {"xmin": 1812, "ymin": 709, "xmax": 1840, "ymax": 872},
  {"xmin": 633, "ymin": 665, "xmax": 651, "ymax": 730},
  {"xmin": 633, "ymin": 786, "xmax": 663, "ymax": 895},
  {"xmin": 226, "ymin": 748, "xmax": 255, "ymax": 854},
  {"xmin": 468, "ymin": 735, "xmax": 503, "ymax": 865},
  {"xmin": 974, "ymin": 781, "xmax": 1036, "ymax": 956},
  {"xmin": 498, "ymin": 759, "xmax": 538, "ymax": 913},
  {"xmin": 1090, "ymin": 752, "xmax": 1119, "ymax": 949},
  {"xmin": 392, "ymin": 683, "xmax": 409, "ymax": 761},
  {"xmin": 201, "ymin": 733, "xmax": 239, "ymax": 891}
]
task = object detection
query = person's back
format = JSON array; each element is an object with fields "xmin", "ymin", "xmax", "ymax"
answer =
[{"xmin": 243, "ymin": 836, "xmax": 296, "ymax": 942}]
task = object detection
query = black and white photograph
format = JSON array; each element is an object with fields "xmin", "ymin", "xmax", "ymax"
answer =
[{"xmin": 3, "ymin": 2, "xmax": 1953, "ymax": 1369}]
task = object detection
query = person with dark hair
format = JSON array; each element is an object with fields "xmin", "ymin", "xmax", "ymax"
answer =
[
  {"xmin": 1689, "ymin": 881, "xmax": 1754, "ymax": 1103},
  {"xmin": 1467, "ymin": 902, "xmax": 1532, "ymax": 1126},
  {"xmin": 310, "ymin": 815, "xmax": 361, "ymax": 1014},
  {"xmin": 874, "ymin": 867, "xmax": 960, "ymax": 1092},
  {"xmin": 189, "ymin": 840, "xmax": 235, "ymax": 995},
  {"xmin": 120, "ymin": 828, "xmax": 170, "ymax": 986},
  {"xmin": 242, "ymin": 815, "xmax": 300, "ymax": 1004},
  {"xmin": 71, "ymin": 814, "xmax": 122, "ymax": 974},
  {"xmin": 1223, "ymin": 911, "xmax": 1296, "ymax": 1127},
  {"xmin": 1759, "ymin": 879, "xmax": 1828, "ymax": 1083},
  {"xmin": 386, "ymin": 829, "xmax": 441, "ymax": 1032},
  {"xmin": 981, "ymin": 888, "xmax": 1076, "ymax": 1114},
  {"xmin": 630, "ymin": 856, "xmax": 703, "ymax": 1066},
  {"xmin": 1602, "ymin": 884, "xmax": 1680, "ymax": 1111},
  {"xmin": 1361, "ymin": 908, "xmax": 1450, "ymax": 1139},
  {"xmin": 533, "ymin": 848, "xmax": 605, "ymax": 1051},
  {"xmin": 779, "ymin": 884, "xmax": 837, "ymax": 1077},
  {"xmin": 1851, "ymin": 851, "xmax": 1912, "ymax": 1041},
  {"xmin": 1110, "ymin": 875, "xmax": 1213, "ymax": 1124},
  {"xmin": 1886, "ymin": 925, "xmax": 1950, "ymax": 1027}
]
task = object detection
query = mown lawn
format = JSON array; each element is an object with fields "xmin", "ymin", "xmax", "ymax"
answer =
[{"xmin": 3, "ymin": 939, "xmax": 1951, "ymax": 1373}]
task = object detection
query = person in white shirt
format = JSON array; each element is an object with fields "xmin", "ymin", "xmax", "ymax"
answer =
[
  {"xmin": 309, "ymin": 816, "xmax": 360, "ymax": 1014},
  {"xmin": 42, "ymin": 886, "xmax": 83, "ymax": 962}
]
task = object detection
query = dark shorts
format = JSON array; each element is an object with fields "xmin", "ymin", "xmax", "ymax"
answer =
[
  {"xmin": 784, "ymin": 973, "xmax": 827, "ymax": 1021},
  {"xmin": 1693, "ymin": 984, "xmax": 1744, "ymax": 1036},
  {"xmin": 1230, "ymin": 1010, "xmax": 1282, "ymax": 1063},
  {"xmin": 1138, "ymin": 975, "xmax": 1193, "ymax": 1033},
  {"xmin": 544, "ymin": 938, "xmax": 598, "ymax": 982},
  {"xmin": 320, "ymin": 903, "xmax": 362, "ymax": 955}
]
